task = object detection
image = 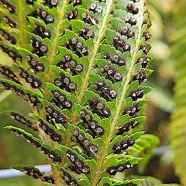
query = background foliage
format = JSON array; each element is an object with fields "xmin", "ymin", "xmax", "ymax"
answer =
[
  {"xmin": 170, "ymin": 0, "xmax": 186, "ymax": 185},
  {"xmin": 0, "ymin": 0, "xmax": 185, "ymax": 185}
]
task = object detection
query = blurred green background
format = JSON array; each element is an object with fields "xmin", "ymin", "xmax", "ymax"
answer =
[{"xmin": 0, "ymin": 0, "xmax": 181, "ymax": 185}]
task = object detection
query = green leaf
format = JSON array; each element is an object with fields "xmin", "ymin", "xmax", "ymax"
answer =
[
  {"xmin": 137, "ymin": 134, "xmax": 160, "ymax": 173},
  {"xmin": 0, "ymin": 0, "xmax": 153, "ymax": 185},
  {"xmin": 137, "ymin": 176, "xmax": 162, "ymax": 185},
  {"xmin": 97, "ymin": 177, "xmax": 112, "ymax": 186}
]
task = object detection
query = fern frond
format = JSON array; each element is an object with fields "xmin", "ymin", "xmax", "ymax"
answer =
[{"xmin": 0, "ymin": 0, "xmax": 153, "ymax": 185}]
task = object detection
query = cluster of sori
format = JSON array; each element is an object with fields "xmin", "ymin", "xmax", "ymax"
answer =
[
  {"xmin": 143, "ymin": 31, "xmax": 151, "ymax": 41},
  {"xmin": 11, "ymin": 127, "xmax": 41, "ymax": 147},
  {"xmin": 71, "ymin": 129, "xmax": 98, "ymax": 154},
  {"xmin": 112, "ymin": 138, "xmax": 135, "ymax": 154},
  {"xmin": 28, "ymin": 7, "xmax": 54, "ymax": 24},
  {"xmin": 54, "ymin": 72, "xmax": 77, "ymax": 92},
  {"xmin": 51, "ymin": 90, "xmax": 73, "ymax": 110},
  {"xmin": 65, "ymin": 37, "xmax": 89, "ymax": 57},
  {"xmin": 11, "ymin": 127, "xmax": 62, "ymax": 162},
  {"xmin": 33, "ymin": 22, "xmax": 51, "ymax": 39},
  {"xmin": 104, "ymin": 53, "xmax": 126, "ymax": 66},
  {"xmin": 30, "ymin": 37, "xmax": 48, "ymax": 57},
  {"xmin": 113, "ymin": 36, "xmax": 131, "ymax": 52},
  {"xmin": 129, "ymin": 89, "xmax": 144, "ymax": 101},
  {"xmin": 0, "ymin": 0, "xmax": 15, "ymax": 13},
  {"xmin": 89, "ymin": 3, "xmax": 103, "ymax": 13},
  {"xmin": 125, "ymin": 16, "xmax": 137, "ymax": 26},
  {"xmin": 11, "ymin": 112, "xmax": 37, "ymax": 131},
  {"xmin": 103, "ymin": 183, "xmax": 136, "ymax": 186},
  {"xmin": 130, "ymin": 0, "xmax": 140, "ymax": 3},
  {"xmin": 88, "ymin": 98, "xmax": 111, "ymax": 118},
  {"xmin": 143, "ymin": 18, "xmax": 151, "ymax": 28},
  {"xmin": 0, "ymin": 66, "xmax": 19, "ymax": 83},
  {"xmin": 120, "ymin": 184, "xmax": 136, "ymax": 186},
  {"xmin": 80, "ymin": 110, "xmax": 104, "ymax": 137},
  {"xmin": 56, "ymin": 54, "xmax": 83, "ymax": 75},
  {"xmin": 26, "ymin": 54, "xmax": 45, "ymax": 73},
  {"xmin": 66, "ymin": 9, "xmax": 78, "ymax": 20},
  {"xmin": 41, "ymin": 176, "xmax": 55, "ymax": 184},
  {"xmin": 136, "ymin": 56, "xmax": 149, "ymax": 68},
  {"xmin": 43, "ymin": 0, "xmax": 59, "ymax": 8},
  {"xmin": 3, "ymin": 15, "xmax": 17, "ymax": 28},
  {"xmin": 133, "ymin": 71, "xmax": 147, "ymax": 84},
  {"xmin": 117, "ymin": 26, "xmax": 135, "ymax": 38},
  {"xmin": 18, "ymin": 67, "xmax": 42, "ymax": 88},
  {"xmin": 117, "ymin": 120, "xmax": 139, "ymax": 135},
  {"xmin": 23, "ymin": 167, "xmax": 42, "ymax": 179},
  {"xmin": 60, "ymin": 169, "xmax": 79, "ymax": 186},
  {"xmin": 100, "ymin": 64, "xmax": 123, "ymax": 83},
  {"xmin": 82, "ymin": 12, "xmax": 99, "ymax": 25},
  {"xmin": 0, "ymin": 81, "xmax": 41, "ymax": 106},
  {"xmin": 23, "ymin": 167, "xmax": 54, "ymax": 184},
  {"xmin": 127, "ymin": 3, "xmax": 139, "ymax": 14},
  {"xmin": 45, "ymin": 105, "xmax": 66, "ymax": 124},
  {"xmin": 40, "ymin": 147, "xmax": 62, "ymax": 163},
  {"xmin": 0, "ymin": 28, "xmax": 16, "ymax": 44},
  {"xmin": 38, "ymin": 119, "xmax": 62, "ymax": 142},
  {"xmin": 140, "ymin": 44, "xmax": 149, "ymax": 55},
  {"xmin": 94, "ymin": 80, "xmax": 117, "ymax": 101},
  {"xmin": 69, "ymin": 0, "xmax": 81, "ymax": 6},
  {"xmin": 43, "ymin": 148, "xmax": 62, "ymax": 163},
  {"xmin": 26, "ymin": 0, "xmax": 36, "ymax": 5},
  {"xmin": 107, "ymin": 162, "xmax": 132, "ymax": 176},
  {"xmin": 0, "ymin": 45, "xmax": 21, "ymax": 61},
  {"xmin": 78, "ymin": 27, "xmax": 94, "ymax": 40},
  {"xmin": 131, "ymin": 4, "xmax": 150, "ymax": 87},
  {"xmin": 66, "ymin": 150, "xmax": 90, "ymax": 174},
  {"xmin": 123, "ymin": 104, "xmax": 141, "ymax": 116}
]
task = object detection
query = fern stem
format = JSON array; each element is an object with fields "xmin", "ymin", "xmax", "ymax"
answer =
[{"xmin": 91, "ymin": 0, "xmax": 145, "ymax": 185}]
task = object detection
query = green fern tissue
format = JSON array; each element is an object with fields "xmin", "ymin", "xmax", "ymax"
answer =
[{"xmin": 0, "ymin": 0, "xmax": 152, "ymax": 185}]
